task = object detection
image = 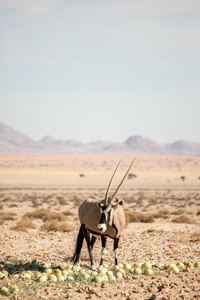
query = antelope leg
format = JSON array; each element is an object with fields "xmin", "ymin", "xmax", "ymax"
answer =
[
  {"xmin": 99, "ymin": 235, "xmax": 107, "ymax": 268},
  {"xmin": 90, "ymin": 235, "xmax": 97, "ymax": 250},
  {"xmin": 114, "ymin": 237, "xmax": 120, "ymax": 266},
  {"xmin": 81, "ymin": 224, "xmax": 95, "ymax": 268}
]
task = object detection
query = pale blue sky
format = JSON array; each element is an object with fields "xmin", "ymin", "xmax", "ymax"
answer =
[{"xmin": 0, "ymin": 0, "xmax": 200, "ymax": 144}]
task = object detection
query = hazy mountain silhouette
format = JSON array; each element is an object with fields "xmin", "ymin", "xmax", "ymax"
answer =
[
  {"xmin": 0, "ymin": 121, "xmax": 200, "ymax": 156},
  {"xmin": 165, "ymin": 140, "xmax": 200, "ymax": 156},
  {"xmin": 0, "ymin": 121, "xmax": 38, "ymax": 153},
  {"xmin": 125, "ymin": 136, "xmax": 167, "ymax": 154}
]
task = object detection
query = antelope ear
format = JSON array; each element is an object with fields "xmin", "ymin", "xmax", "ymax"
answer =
[
  {"xmin": 118, "ymin": 199, "xmax": 124, "ymax": 206},
  {"xmin": 113, "ymin": 198, "xmax": 124, "ymax": 208},
  {"xmin": 112, "ymin": 197, "xmax": 119, "ymax": 205},
  {"xmin": 98, "ymin": 202, "xmax": 104, "ymax": 208}
]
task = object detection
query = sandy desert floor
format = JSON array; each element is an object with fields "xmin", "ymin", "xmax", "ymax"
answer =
[{"xmin": 0, "ymin": 156, "xmax": 200, "ymax": 299}]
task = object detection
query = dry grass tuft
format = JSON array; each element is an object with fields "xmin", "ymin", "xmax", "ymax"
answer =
[
  {"xmin": 41, "ymin": 220, "xmax": 72, "ymax": 232},
  {"xmin": 11, "ymin": 217, "xmax": 37, "ymax": 232},
  {"xmin": 24, "ymin": 209, "xmax": 67, "ymax": 222},
  {"xmin": 57, "ymin": 196, "xmax": 68, "ymax": 205},
  {"xmin": 171, "ymin": 209, "xmax": 185, "ymax": 215},
  {"xmin": 31, "ymin": 199, "xmax": 42, "ymax": 208},
  {"xmin": 146, "ymin": 228, "xmax": 165, "ymax": 234},
  {"xmin": 22, "ymin": 208, "xmax": 72, "ymax": 232},
  {"xmin": 125, "ymin": 211, "xmax": 154, "ymax": 225},
  {"xmin": 63, "ymin": 210, "xmax": 74, "ymax": 216},
  {"xmin": 71, "ymin": 195, "xmax": 83, "ymax": 207},
  {"xmin": 0, "ymin": 212, "xmax": 16, "ymax": 225},
  {"xmin": 44, "ymin": 211, "xmax": 67, "ymax": 222},
  {"xmin": 153, "ymin": 209, "xmax": 169, "ymax": 219},
  {"xmin": 9, "ymin": 204, "xmax": 18, "ymax": 208},
  {"xmin": 189, "ymin": 231, "xmax": 200, "ymax": 242},
  {"xmin": 172, "ymin": 214, "xmax": 194, "ymax": 224},
  {"xmin": 24, "ymin": 208, "xmax": 47, "ymax": 220}
]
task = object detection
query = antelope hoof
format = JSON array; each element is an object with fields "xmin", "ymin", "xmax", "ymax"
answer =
[
  {"xmin": 91, "ymin": 265, "xmax": 96, "ymax": 271},
  {"xmin": 98, "ymin": 264, "xmax": 103, "ymax": 270},
  {"xmin": 114, "ymin": 265, "xmax": 119, "ymax": 271}
]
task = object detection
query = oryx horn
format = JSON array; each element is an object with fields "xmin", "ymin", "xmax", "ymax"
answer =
[
  {"xmin": 104, "ymin": 159, "xmax": 122, "ymax": 206},
  {"xmin": 110, "ymin": 158, "xmax": 136, "ymax": 204}
]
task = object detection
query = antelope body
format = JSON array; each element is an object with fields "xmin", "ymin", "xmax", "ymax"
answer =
[{"xmin": 72, "ymin": 159, "xmax": 135, "ymax": 269}]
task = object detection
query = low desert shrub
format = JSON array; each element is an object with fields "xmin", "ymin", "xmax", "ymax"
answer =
[
  {"xmin": 171, "ymin": 209, "xmax": 185, "ymax": 216},
  {"xmin": 24, "ymin": 208, "xmax": 48, "ymax": 220},
  {"xmin": 0, "ymin": 212, "xmax": 16, "ymax": 225},
  {"xmin": 63, "ymin": 210, "xmax": 74, "ymax": 216},
  {"xmin": 125, "ymin": 211, "xmax": 154, "ymax": 225},
  {"xmin": 9, "ymin": 204, "xmax": 18, "ymax": 208},
  {"xmin": 71, "ymin": 195, "xmax": 82, "ymax": 207},
  {"xmin": 153, "ymin": 209, "xmax": 169, "ymax": 219},
  {"xmin": 172, "ymin": 214, "xmax": 194, "ymax": 224},
  {"xmin": 24, "ymin": 209, "xmax": 67, "ymax": 222},
  {"xmin": 57, "ymin": 196, "xmax": 68, "ymax": 205},
  {"xmin": 190, "ymin": 231, "xmax": 200, "ymax": 242},
  {"xmin": 41, "ymin": 220, "xmax": 72, "ymax": 232},
  {"xmin": 11, "ymin": 218, "xmax": 37, "ymax": 232},
  {"xmin": 31, "ymin": 198, "xmax": 42, "ymax": 208}
]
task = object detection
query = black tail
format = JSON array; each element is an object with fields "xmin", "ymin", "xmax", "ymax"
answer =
[{"xmin": 71, "ymin": 226, "xmax": 84, "ymax": 264}]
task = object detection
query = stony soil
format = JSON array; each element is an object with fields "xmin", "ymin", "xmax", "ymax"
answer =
[{"xmin": 0, "ymin": 156, "xmax": 200, "ymax": 299}]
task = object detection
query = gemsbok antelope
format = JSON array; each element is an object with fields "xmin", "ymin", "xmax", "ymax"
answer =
[{"xmin": 72, "ymin": 159, "xmax": 136, "ymax": 269}]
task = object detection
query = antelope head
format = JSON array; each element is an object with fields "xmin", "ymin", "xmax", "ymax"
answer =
[{"xmin": 97, "ymin": 159, "xmax": 136, "ymax": 233}]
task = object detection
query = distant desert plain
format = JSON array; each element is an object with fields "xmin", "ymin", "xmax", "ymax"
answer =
[{"xmin": 0, "ymin": 155, "xmax": 200, "ymax": 299}]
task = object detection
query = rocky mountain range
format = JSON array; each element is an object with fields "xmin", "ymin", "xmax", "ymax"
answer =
[{"xmin": 0, "ymin": 121, "xmax": 200, "ymax": 156}]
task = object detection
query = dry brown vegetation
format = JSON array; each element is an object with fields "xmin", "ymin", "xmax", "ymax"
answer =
[
  {"xmin": 190, "ymin": 231, "xmax": 200, "ymax": 242},
  {"xmin": 0, "ymin": 212, "xmax": 16, "ymax": 225},
  {"xmin": 24, "ymin": 208, "xmax": 68, "ymax": 222},
  {"xmin": 10, "ymin": 209, "xmax": 74, "ymax": 233},
  {"xmin": 125, "ymin": 210, "xmax": 154, "ymax": 224},
  {"xmin": 172, "ymin": 214, "xmax": 194, "ymax": 224},
  {"xmin": 153, "ymin": 209, "xmax": 169, "ymax": 219},
  {"xmin": 11, "ymin": 217, "xmax": 37, "ymax": 232},
  {"xmin": 40, "ymin": 220, "xmax": 72, "ymax": 232}
]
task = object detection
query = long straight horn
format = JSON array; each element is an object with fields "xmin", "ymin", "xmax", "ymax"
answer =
[
  {"xmin": 104, "ymin": 159, "xmax": 122, "ymax": 206},
  {"xmin": 110, "ymin": 158, "xmax": 136, "ymax": 204}
]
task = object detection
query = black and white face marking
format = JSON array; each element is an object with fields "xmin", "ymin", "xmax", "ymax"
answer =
[
  {"xmin": 97, "ymin": 205, "xmax": 113, "ymax": 233},
  {"xmin": 97, "ymin": 199, "xmax": 124, "ymax": 233}
]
